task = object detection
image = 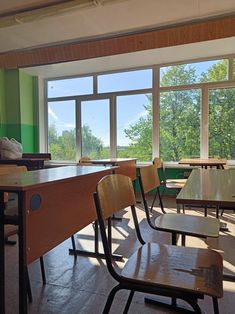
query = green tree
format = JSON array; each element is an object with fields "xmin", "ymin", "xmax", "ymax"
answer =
[
  {"xmin": 124, "ymin": 65, "xmax": 200, "ymax": 161},
  {"xmin": 48, "ymin": 124, "xmax": 108, "ymax": 160},
  {"xmin": 200, "ymin": 60, "xmax": 235, "ymax": 159}
]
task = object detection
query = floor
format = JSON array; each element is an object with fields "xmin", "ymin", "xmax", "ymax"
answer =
[{"xmin": 4, "ymin": 195, "xmax": 235, "ymax": 314}]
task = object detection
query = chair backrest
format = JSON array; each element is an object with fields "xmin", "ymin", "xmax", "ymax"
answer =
[
  {"xmin": 152, "ymin": 157, "xmax": 162, "ymax": 169},
  {"xmin": 139, "ymin": 164, "xmax": 160, "ymax": 194},
  {"xmin": 96, "ymin": 174, "xmax": 136, "ymax": 220},
  {"xmin": 78, "ymin": 156, "xmax": 92, "ymax": 165},
  {"xmin": 94, "ymin": 174, "xmax": 144, "ymax": 280},
  {"xmin": 0, "ymin": 165, "xmax": 27, "ymax": 202}
]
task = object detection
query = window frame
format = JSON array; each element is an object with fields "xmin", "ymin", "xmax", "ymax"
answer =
[{"xmin": 42, "ymin": 54, "xmax": 235, "ymax": 164}]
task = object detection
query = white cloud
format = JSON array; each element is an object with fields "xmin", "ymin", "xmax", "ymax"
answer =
[{"xmin": 48, "ymin": 106, "xmax": 58, "ymax": 120}]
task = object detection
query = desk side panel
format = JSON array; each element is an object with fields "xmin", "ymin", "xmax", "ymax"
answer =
[
  {"xmin": 115, "ymin": 160, "xmax": 136, "ymax": 181},
  {"xmin": 25, "ymin": 170, "xmax": 111, "ymax": 264}
]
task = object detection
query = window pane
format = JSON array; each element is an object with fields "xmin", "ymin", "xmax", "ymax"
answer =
[
  {"xmin": 48, "ymin": 77, "xmax": 93, "ymax": 98},
  {"xmin": 117, "ymin": 94, "xmax": 152, "ymax": 162},
  {"xmin": 209, "ymin": 88, "xmax": 235, "ymax": 159},
  {"xmin": 160, "ymin": 89, "xmax": 200, "ymax": 161},
  {"xmin": 81, "ymin": 99, "xmax": 110, "ymax": 158},
  {"xmin": 98, "ymin": 69, "xmax": 152, "ymax": 93},
  {"xmin": 160, "ymin": 59, "xmax": 228, "ymax": 87},
  {"xmin": 48, "ymin": 100, "xmax": 76, "ymax": 161}
]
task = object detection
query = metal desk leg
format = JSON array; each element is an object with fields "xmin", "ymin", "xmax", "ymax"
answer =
[
  {"xmin": 0, "ymin": 192, "xmax": 5, "ymax": 314},
  {"xmin": 69, "ymin": 220, "xmax": 123, "ymax": 261},
  {"xmin": 18, "ymin": 192, "xmax": 28, "ymax": 314}
]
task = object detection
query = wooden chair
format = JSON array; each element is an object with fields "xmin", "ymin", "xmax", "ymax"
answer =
[
  {"xmin": 0, "ymin": 165, "xmax": 46, "ymax": 302},
  {"xmin": 78, "ymin": 156, "xmax": 92, "ymax": 165},
  {"xmin": 139, "ymin": 164, "xmax": 220, "ymax": 246},
  {"xmin": 94, "ymin": 174, "xmax": 223, "ymax": 313},
  {"xmin": 151, "ymin": 157, "xmax": 188, "ymax": 213}
]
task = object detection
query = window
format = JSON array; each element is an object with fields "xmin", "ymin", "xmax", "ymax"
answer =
[
  {"xmin": 209, "ymin": 87, "xmax": 235, "ymax": 159},
  {"xmin": 160, "ymin": 59, "xmax": 228, "ymax": 87},
  {"xmin": 160, "ymin": 89, "xmax": 201, "ymax": 161},
  {"xmin": 116, "ymin": 94, "xmax": 152, "ymax": 161},
  {"xmin": 81, "ymin": 99, "xmax": 110, "ymax": 158},
  {"xmin": 45, "ymin": 55, "xmax": 235, "ymax": 163},
  {"xmin": 98, "ymin": 69, "xmax": 152, "ymax": 93},
  {"xmin": 48, "ymin": 76, "xmax": 93, "ymax": 98},
  {"xmin": 48, "ymin": 100, "xmax": 76, "ymax": 161}
]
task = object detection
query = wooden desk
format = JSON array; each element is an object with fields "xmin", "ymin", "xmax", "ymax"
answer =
[
  {"xmin": 176, "ymin": 168, "xmax": 235, "ymax": 282},
  {"xmin": 0, "ymin": 165, "xmax": 113, "ymax": 314},
  {"xmin": 90, "ymin": 158, "xmax": 137, "ymax": 181},
  {"xmin": 179, "ymin": 158, "xmax": 227, "ymax": 169}
]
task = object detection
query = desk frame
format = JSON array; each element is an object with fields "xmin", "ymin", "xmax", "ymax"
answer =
[{"xmin": 176, "ymin": 168, "xmax": 235, "ymax": 282}]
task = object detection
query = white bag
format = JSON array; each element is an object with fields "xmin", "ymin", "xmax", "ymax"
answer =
[{"xmin": 0, "ymin": 137, "xmax": 23, "ymax": 159}]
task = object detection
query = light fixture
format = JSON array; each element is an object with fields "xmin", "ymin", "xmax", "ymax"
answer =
[{"xmin": 0, "ymin": 0, "xmax": 127, "ymax": 28}]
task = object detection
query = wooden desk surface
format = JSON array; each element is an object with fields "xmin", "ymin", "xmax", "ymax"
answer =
[
  {"xmin": 0, "ymin": 165, "xmax": 112, "ymax": 191},
  {"xmin": 176, "ymin": 168, "xmax": 235, "ymax": 207},
  {"xmin": 179, "ymin": 158, "xmax": 227, "ymax": 168}
]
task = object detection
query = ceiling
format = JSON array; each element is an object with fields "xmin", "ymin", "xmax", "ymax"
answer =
[{"xmin": 1, "ymin": 0, "xmax": 235, "ymax": 77}]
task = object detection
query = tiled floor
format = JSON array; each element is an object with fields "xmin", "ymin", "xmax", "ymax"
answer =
[{"xmin": 4, "ymin": 196, "xmax": 235, "ymax": 313}]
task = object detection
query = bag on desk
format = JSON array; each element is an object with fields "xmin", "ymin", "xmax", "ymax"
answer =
[{"xmin": 0, "ymin": 137, "xmax": 23, "ymax": 159}]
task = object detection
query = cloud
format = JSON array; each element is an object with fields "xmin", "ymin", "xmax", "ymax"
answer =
[{"xmin": 48, "ymin": 106, "xmax": 58, "ymax": 121}]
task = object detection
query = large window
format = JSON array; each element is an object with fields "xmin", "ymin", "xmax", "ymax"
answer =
[
  {"xmin": 116, "ymin": 94, "xmax": 152, "ymax": 161},
  {"xmin": 45, "ymin": 55, "xmax": 235, "ymax": 163}
]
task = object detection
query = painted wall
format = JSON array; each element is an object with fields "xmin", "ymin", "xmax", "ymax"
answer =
[
  {"xmin": 0, "ymin": 69, "xmax": 7, "ymax": 136},
  {"xmin": 0, "ymin": 69, "xmax": 39, "ymax": 152}
]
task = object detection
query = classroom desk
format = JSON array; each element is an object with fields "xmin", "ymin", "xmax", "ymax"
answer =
[
  {"xmin": 176, "ymin": 168, "xmax": 235, "ymax": 282},
  {"xmin": 0, "ymin": 165, "xmax": 114, "ymax": 314},
  {"xmin": 179, "ymin": 158, "xmax": 227, "ymax": 169},
  {"xmin": 90, "ymin": 158, "xmax": 137, "ymax": 181}
]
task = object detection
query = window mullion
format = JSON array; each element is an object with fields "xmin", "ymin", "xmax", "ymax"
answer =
[
  {"xmin": 201, "ymin": 87, "xmax": 209, "ymax": 158},
  {"xmin": 152, "ymin": 65, "xmax": 160, "ymax": 158}
]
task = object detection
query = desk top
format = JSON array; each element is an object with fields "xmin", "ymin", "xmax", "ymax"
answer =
[
  {"xmin": 176, "ymin": 168, "xmax": 235, "ymax": 207},
  {"xmin": 179, "ymin": 158, "xmax": 227, "ymax": 167},
  {"xmin": 90, "ymin": 158, "xmax": 137, "ymax": 164},
  {"xmin": 0, "ymin": 165, "xmax": 114, "ymax": 191}
]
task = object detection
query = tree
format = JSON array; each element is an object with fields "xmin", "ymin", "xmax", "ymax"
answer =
[
  {"xmin": 124, "ymin": 65, "xmax": 200, "ymax": 161},
  {"xmin": 124, "ymin": 61, "xmax": 234, "ymax": 161},
  {"xmin": 48, "ymin": 124, "xmax": 107, "ymax": 160}
]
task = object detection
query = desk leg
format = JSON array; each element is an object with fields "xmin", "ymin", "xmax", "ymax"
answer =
[
  {"xmin": 223, "ymin": 273, "xmax": 235, "ymax": 282},
  {"xmin": 18, "ymin": 192, "xmax": 28, "ymax": 314},
  {"xmin": 0, "ymin": 192, "xmax": 5, "ymax": 314},
  {"xmin": 69, "ymin": 220, "xmax": 123, "ymax": 261}
]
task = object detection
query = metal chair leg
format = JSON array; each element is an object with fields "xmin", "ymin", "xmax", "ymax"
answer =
[
  {"xmin": 213, "ymin": 297, "xmax": 219, "ymax": 314},
  {"xmin": 103, "ymin": 284, "xmax": 122, "ymax": 314},
  {"xmin": 123, "ymin": 290, "xmax": 135, "ymax": 314},
  {"xmin": 40, "ymin": 256, "xmax": 46, "ymax": 285}
]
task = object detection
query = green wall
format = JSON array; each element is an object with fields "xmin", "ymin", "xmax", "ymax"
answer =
[{"xmin": 0, "ymin": 69, "xmax": 39, "ymax": 152}]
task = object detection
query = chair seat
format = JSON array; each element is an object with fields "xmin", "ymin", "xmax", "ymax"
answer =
[
  {"xmin": 4, "ymin": 224, "xmax": 18, "ymax": 239},
  {"xmin": 122, "ymin": 242, "xmax": 223, "ymax": 298},
  {"xmin": 155, "ymin": 213, "xmax": 220, "ymax": 238},
  {"xmin": 165, "ymin": 178, "xmax": 187, "ymax": 189}
]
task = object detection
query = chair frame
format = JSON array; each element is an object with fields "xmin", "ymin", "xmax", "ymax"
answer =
[{"xmin": 94, "ymin": 174, "xmax": 222, "ymax": 314}]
